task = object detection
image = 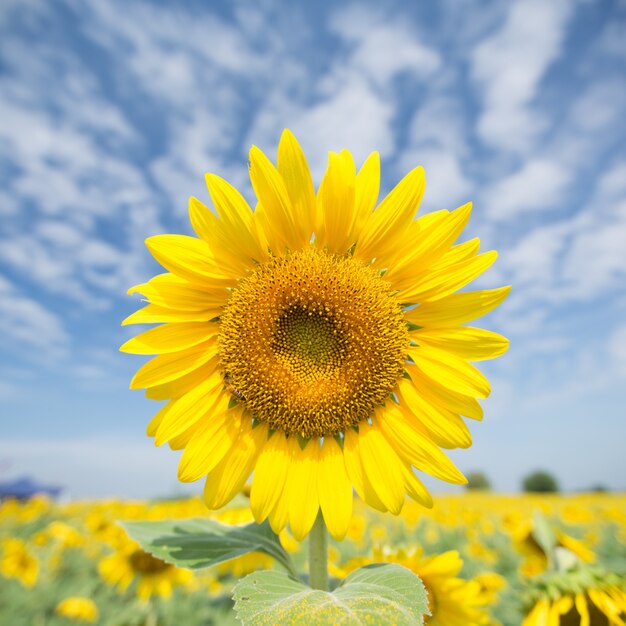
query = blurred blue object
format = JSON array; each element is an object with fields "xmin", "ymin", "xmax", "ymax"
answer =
[{"xmin": 0, "ymin": 476, "xmax": 62, "ymax": 501}]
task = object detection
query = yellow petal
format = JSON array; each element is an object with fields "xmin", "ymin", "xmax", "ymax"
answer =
[
  {"xmin": 408, "ymin": 346, "xmax": 490, "ymax": 398},
  {"xmin": 128, "ymin": 272, "xmax": 229, "ymax": 311},
  {"xmin": 145, "ymin": 359, "xmax": 220, "ymax": 400},
  {"xmin": 196, "ymin": 177, "xmax": 267, "ymax": 265},
  {"xmin": 553, "ymin": 596, "xmax": 573, "ymax": 617},
  {"xmin": 146, "ymin": 403, "xmax": 167, "ymax": 437},
  {"xmin": 316, "ymin": 150, "xmax": 357, "ymax": 253},
  {"xmin": 153, "ymin": 372, "xmax": 226, "ymax": 445},
  {"xmin": 250, "ymin": 431, "xmax": 292, "ymax": 524},
  {"xmin": 167, "ymin": 418, "xmax": 204, "ymax": 451},
  {"xmin": 357, "ymin": 422, "xmax": 406, "ymax": 515},
  {"xmin": 401, "ymin": 251, "xmax": 498, "ymax": 304},
  {"xmin": 352, "ymin": 151, "xmax": 380, "ymax": 239},
  {"xmin": 317, "ymin": 437, "xmax": 353, "ymax": 541},
  {"xmin": 177, "ymin": 405, "xmax": 244, "ymax": 482},
  {"xmin": 376, "ymin": 403, "xmax": 466, "ymax": 484},
  {"xmin": 268, "ymin": 482, "xmax": 291, "ymax": 537},
  {"xmin": 397, "ymin": 376, "xmax": 473, "ymax": 449},
  {"xmin": 400, "ymin": 463, "xmax": 433, "ymax": 508},
  {"xmin": 413, "ymin": 326, "xmax": 509, "ymax": 361},
  {"xmin": 404, "ymin": 286, "xmax": 511, "ymax": 328},
  {"xmin": 575, "ymin": 593, "xmax": 590, "ymax": 626},
  {"xmin": 284, "ymin": 437, "xmax": 320, "ymax": 541},
  {"xmin": 355, "ymin": 166, "xmax": 425, "ymax": 263},
  {"xmin": 277, "ymin": 129, "xmax": 315, "ymax": 243},
  {"xmin": 122, "ymin": 303, "xmax": 221, "ymax": 326},
  {"xmin": 525, "ymin": 599, "xmax": 551, "ymax": 626},
  {"xmin": 385, "ymin": 203, "xmax": 472, "ymax": 286},
  {"xmin": 343, "ymin": 427, "xmax": 386, "ymax": 512},
  {"xmin": 146, "ymin": 235, "xmax": 238, "ymax": 285},
  {"xmin": 405, "ymin": 368, "xmax": 483, "ymax": 421},
  {"xmin": 430, "ymin": 238, "xmax": 481, "ymax": 268},
  {"xmin": 203, "ymin": 422, "xmax": 268, "ymax": 510},
  {"xmin": 130, "ymin": 345, "xmax": 218, "ymax": 390},
  {"xmin": 249, "ymin": 145, "xmax": 301, "ymax": 253},
  {"xmin": 120, "ymin": 323, "xmax": 219, "ymax": 355}
]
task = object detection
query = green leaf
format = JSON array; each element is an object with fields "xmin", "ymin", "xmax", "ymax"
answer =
[
  {"xmin": 233, "ymin": 563, "xmax": 430, "ymax": 625},
  {"xmin": 553, "ymin": 547, "xmax": 580, "ymax": 573},
  {"xmin": 532, "ymin": 512, "xmax": 558, "ymax": 566},
  {"xmin": 123, "ymin": 518, "xmax": 297, "ymax": 577}
]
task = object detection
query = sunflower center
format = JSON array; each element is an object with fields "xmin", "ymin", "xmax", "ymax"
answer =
[
  {"xmin": 219, "ymin": 247, "xmax": 409, "ymax": 438},
  {"xmin": 129, "ymin": 550, "xmax": 171, "ymax": 574},
  {"xmin": 273, "ymin": 306, "xmax": 344, "ymax": 370}
]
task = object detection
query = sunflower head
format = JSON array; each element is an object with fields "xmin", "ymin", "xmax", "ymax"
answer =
[
  {"xmin": 522, "ymin": 566, "xmax": 626, "ymax": 626},
  {"xmin": 219, "ymin": 245, "xmax": 409, "ymax": 438},
  {"xmin": 123, "ymin": 129, "xmax": 509, "ymax": 541},
  {"xmin": 99, "ymin": 536, "xmax": 192, "ymax": 600},
  {"xmin": 55, "ymin": 597, "xmax": 99, "ymax": 623},
  {"xmin": 335, "ymin": 547, "xmax": 495, "ymax": 625}
]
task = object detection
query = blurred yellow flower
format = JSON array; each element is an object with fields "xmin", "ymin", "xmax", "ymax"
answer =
[
  {"xmin": 513, "ymin": 519, "xmax": 595, "ymax": 577},
  {"xmin": 1, "ymin": 537, "xmax": 38, "ymax": 588},
  {"xmin": 34, "ymin": 521, "xmax": 84, "ymax": 548},
  {"xmin": 337, "ymin": 547, "xmax": 493, "ymax": 625},
  {"xmin": 123, "ymin": 129, "xmax": 508, "ymax": 541},
  {"xmin": 216, "ymin": 551, "xmax": 274, "ymax": 578},
  {"xmin": 99, "ymin": 536, "xmax": 192, "ymax": 601},
  {"xmin": 55, "ymin": 597, "xmax": 99, "ymax": 623},
  {"xmin": 474, "ymin": 571, "xmax": 506, "ymax": 605},
  {"xmin": 523, "ymin": 587, "xmax": 626, "ymax": 626}
]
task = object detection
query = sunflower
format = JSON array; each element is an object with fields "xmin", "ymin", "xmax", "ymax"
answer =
[
  {"xmin": 55, "ymin": 597, "xmax": 99, "ymax": 623},
  {"xmin": 336, "ymin": 547, "xmax": 493, "ymax": 625},
  {"xmin": 523, "ymin": 587, "xmax": 626, "ymax": 626},
  {"xmin": 98, "ymin": 535, "xmax": 192, "ymax": 601},
  {"xmin": 122, "ymin": 129, "xmax": 509, "ymax": 541},
  {"xmin": 0, "ymin": 537, "xmax": 38, "ymax": 588},
  {"xmin": 512, "ymin": 519, "xmax": 595, "ymax": 577},
  {"xmin": 523, "ymin": 563, "xmax": 626, "ymax": 626}
]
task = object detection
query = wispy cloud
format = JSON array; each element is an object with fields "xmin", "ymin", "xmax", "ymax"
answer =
[
  {"xmin": 0, "ymin": 275, "xmax": 68, "ymax": 357},
  {"xmin": 483, "ymin": 158, "xmax": 571, "ymax": 220},
  {"xmin": 1, "ymin": 0, "xmax": 625, "ymax": 494},
  {"xmin": 471, "ymin": 0, "xmax": 573, "ymax": 154}
]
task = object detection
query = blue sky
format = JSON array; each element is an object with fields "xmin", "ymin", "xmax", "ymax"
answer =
[{"xmin": 1, "ymin": 0, "xmax": 625, "ymax": 499}]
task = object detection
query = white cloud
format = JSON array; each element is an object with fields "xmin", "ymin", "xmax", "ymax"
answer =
[
  {"xmin": 286, "ymin": 78, "xmax": 396, "ymax": 180},
  {"xmin": 609, "ymin": 324, "xmax": 626, "ymax": 376},
  {"xmin": 330, "ymin": 5, "xmax": 441, "ymax": 89},
  {"xmin": 83, "ymin": 1, "xmax": 261, "ymax": 104},
  {"xmin": 247, "ymin": 4, "xmax": 442, "ymax": 183},
  {"xmin": 498, "ymin": 159, "xmax": 626, "ymax": 311},
  {"xmin": 0, "ymin": 26, "xmax": 163, "ymax": 306},
  {"xmin": 0, "ymin": 276, "xmax": 69, "ymax": 355},
  {"xmin": 407, "ymin": 148, "xmax": 473, "ymax": 211},
  {"xmin": 400, "ymin": 96, "xmax": 473, "ymax": 210},
  {"xmin": 484, "ymin": 158, "xmax": 571, "ymax": 220},
  {"xmin": 471, "ymin": 0, "xmax": 573, "ymax": 153}
]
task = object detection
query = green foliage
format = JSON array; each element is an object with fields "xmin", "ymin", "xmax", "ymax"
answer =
[
  {"xmin": 124, "ymin": 518, "xmax": 297, "ymax": 577},
  {"xmin": 465, "ymin": 471, "xmax": 491, "ymax": 490},
  {"xmin": 522, "ymin": 470, "xmax": 559, "ymax": 493},
  {"xmin": 233, "ymin": 564, "xmax": 430, "ymax": 625},
  {"xmin": 1, "ymin": 494, "xmax": 624, "ymax": 626},
  {"xmin": 531, "ymin": 512, "xmax": 558, "ymax": 561}
]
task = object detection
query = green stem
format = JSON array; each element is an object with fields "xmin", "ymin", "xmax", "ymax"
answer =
[
  {"xmin": 144, "ymin": 601, "xmax": 157, "ymax": 626},
  {"xmin": 308, "ymin": 511, "xmax": 329, "ymax": 591}
]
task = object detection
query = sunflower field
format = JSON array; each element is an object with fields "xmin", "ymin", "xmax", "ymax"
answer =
[{"xmin": 1, "ymin": 491, "xmax": 625, "ymax": 625}]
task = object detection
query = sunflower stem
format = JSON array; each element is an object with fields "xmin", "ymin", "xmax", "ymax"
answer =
[
  {"xmin": 309, "ymin": 511, "xmax": 329, "ymax": 591},
  {"xmin": 144, "ymin": 601, "xmax": 157, "ymax": 626}
]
